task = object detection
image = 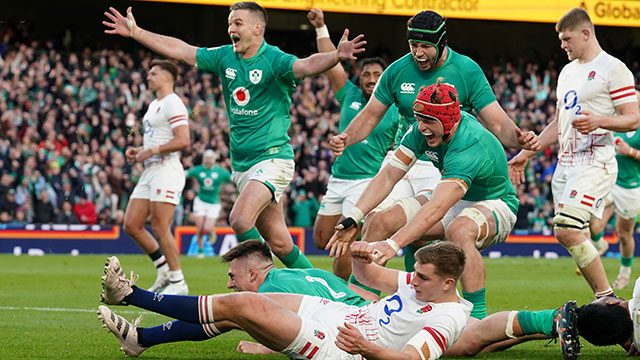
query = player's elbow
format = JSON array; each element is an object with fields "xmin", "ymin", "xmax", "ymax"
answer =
[{"xmin": 628, "ymin": 113, "xmax": 640, "ymax": 131}]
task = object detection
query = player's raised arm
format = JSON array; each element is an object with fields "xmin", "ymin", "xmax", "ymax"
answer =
[
  {"xmin": 349, "ymin": 241, "xmax": 401, "ymax": 294},
  {"xmin": 307, "ymin": 8, "xmax": 348, "ymax": 94},
  {"xmin": 292, "ymin": 29, "xmax": 365, "ymax": 79},
  {"xmin": 477, "ymin": 101, "xmax": 540, "ymax": 151},
  {"xmin": 103, "ymin": 7, "xmax": 198, "ymax": 66},
  {"xmin": 329, "ymin": 97, "xmax": 390, "ymax": 156}
]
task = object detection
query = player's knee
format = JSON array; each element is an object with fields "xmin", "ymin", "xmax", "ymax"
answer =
[
  {"xmin": 447, "ymin": 208, "xmax": 489, "ymax": 249},
  {"xmin": 365, "ymin": 210, "xmax": 398, "ymax": 241},
  {"xmin": 123, "ymin": 218, "xmax": 143, "ymax": 237},
  {"xmin": 229, "ymin": 213, "xmax": 253, "ymax": 234},
  {"xmin": 553, "ymin": 205, "xmax": 590, "ymax": 234},
  {"xmin": 567, "ymin": 240, "xmax": 599, "ymax": 268},
  {"xmin": 393, "ymin": 197, "xmax": 422, "ymax": 222}
]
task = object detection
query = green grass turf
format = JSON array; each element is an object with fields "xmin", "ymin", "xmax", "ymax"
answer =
[{"xmin": 0, "ymin": 254, "xmax": 635, "ymax": 359}]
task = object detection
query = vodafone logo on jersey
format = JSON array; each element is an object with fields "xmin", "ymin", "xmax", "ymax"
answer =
[{"xmin": 232, "ymin": 87, "xmax": 250, "ymax": 106}]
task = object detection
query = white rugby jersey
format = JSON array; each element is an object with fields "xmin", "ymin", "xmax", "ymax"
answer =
[
  {"xmin": 343, "ymin": 271, "xmax": 472, "ymax": 360},
  {"xmin": 142, "ymin": 93, "xmax": 189, "ymax": 162},
  {"xmin": 556, "ymin": 51, "xmax": 636, "ymax": 168}
]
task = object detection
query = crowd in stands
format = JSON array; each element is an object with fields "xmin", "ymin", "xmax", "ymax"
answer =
[{"xmin": 1, "ymin": 31, "xmax": 639, "ymax": 233}]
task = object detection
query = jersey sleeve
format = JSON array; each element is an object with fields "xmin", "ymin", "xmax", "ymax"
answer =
[
  {"xmin": 220, "ymin": 167, "xmax": 232, "ymax": 182},
  {"xmin": 165, "ymin": 95, "xmax": 189, "ymax": 129},
  {"xmin": 271, "ymin": 47, "xmax": 299, "ymax": 84},
  {"xmin": 608, "ymin": 62, "xmax": 637, "ymax": 107},
  {"xmin": 397, "ymin": 271, "xmax": 414, "ymax": 288},
  {"xmin": 195, "ymin": 47, "xmax": 222, "ymax": 74},
  {"xmin": 463, "ymin": 59, "xmax": 496, "ymax": 112},
  {"xmin": 441, "ymin": 142, "xmax": 479, "ymax": 187},
  {"xmin": 373, "ymin": 65, "xmax": 396, "ymax": 107},
  {"xmin": 185, "ymin": 167, "xmax": 198, "ymax": 178},
  {"xmin": 406, "ymin": 318, "xmax": 460, "ymax": 360},
  {"xmin": 334, "ymin": 80, "xmax": 356, "ymax": 105},
  {"xmin": 398, "ymin": 123, "xmax": 427, "ymax": 161}
]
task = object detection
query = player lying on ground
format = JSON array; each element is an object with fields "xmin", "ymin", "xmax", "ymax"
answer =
[{"xmin": 98, "ymin": 241, "xmax": 472, "ymax": 359}]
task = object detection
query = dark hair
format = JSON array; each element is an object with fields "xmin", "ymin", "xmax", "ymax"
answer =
[
  {"xmin": 577, "ymin": 301, "xmax": 633, "ymax": 346},
  {"xmin": 230, "ymin": 2, "xmax": 268, "ymax": 24},
  {"xmin": 556, "ymin": 7, "xmax": 593, "ymax": 33},
  {"xmin": 220, "ymin": 239, "xmax": 273, "ymax": 264},
  {"xmin": 359, "ymin": 57, "xmax": 387, "ymax": 72},
  {"xmin": 415, "ymin": 241, "xmax": 465, "ymax": 279},
  {"xmin": 150, "ymin": 59, "xmax": 178, "ymax": 83}
]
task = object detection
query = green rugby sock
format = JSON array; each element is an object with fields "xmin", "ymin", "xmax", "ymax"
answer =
[
  {"xmin": 349, "ymin": 275, "xmax": 382, "ymax": 296},
  {"xmin": 280, "ymin": 245, "xmax": 313, "ymax": 269},
  {"xmin": 403, "ymin": 244, "xmax": 421, "ymax": 272},
  {"xmin": 462, "ymin": 288, "xmax": 487, "ymax": 319},
  {"xmin": 591, "ymin": 232, "xmax": 603, "ymax": 242},
  {"xmin": 622, "ymin": 257, "xmax": 634, "ymax": 267},
  {"xmin": 236, "ymin": 227, "xmax": 263, "ymax": 242},
  {"xmin": 517, "ymin": 309, "xmax": 558, "ymax": 337}
]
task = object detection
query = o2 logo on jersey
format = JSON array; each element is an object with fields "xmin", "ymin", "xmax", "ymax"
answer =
[
  {"xmin": 563, "ymin": 90, "xmax": 582, "ymax": 116},
  {"xmin": 379, "ymin": 294, "xmax": 403, "ymax": 326},
  {"xmin": 232, "ymin": 87, "xmax": 250, "ymax": 106}
]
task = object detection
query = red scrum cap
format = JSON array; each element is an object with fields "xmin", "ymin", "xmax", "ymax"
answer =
[{"xmin": 413, "ymin": 78, "xmax": 461, "ymax": 140}]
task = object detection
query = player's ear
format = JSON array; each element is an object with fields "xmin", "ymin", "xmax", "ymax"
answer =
[{"xmin": 442, "ymin": 277, "xmax": 455, "ymax": 291}]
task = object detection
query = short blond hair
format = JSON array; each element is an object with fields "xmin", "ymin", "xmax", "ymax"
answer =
[{"xmin": 556, "ymin": 8, "xmax": 593, "ymax": 33}]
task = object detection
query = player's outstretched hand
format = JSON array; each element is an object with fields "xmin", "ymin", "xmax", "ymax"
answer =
[
  {"xmin": 307, "ymin": 8, "xmax": 325, "ymax": 28},
  {"xmin": 125, "ymin": 147, "xmax": 140, "ymax": 163},
  {"xmin": 507, "ymin": 153, "xmax": 528, "ymax": 185},
  {"xmin": 336, "ymin": 29, "xmax": 366, "ymax": 61},
  {"xmin": 103, "ymin": 7, "xmax": 139, "ymax": 39},
  {"xmin": 329, "ymin": 133, "xmax": 348, "ymax": 156},
  {"xmin": 515, "ymin": 128, "xmax": 540, "ymax": 151},
  {"xmin": 326, "ymin": 219, "xmax": 360, "ymax": 258},
  {"xmin": 615, "ymin": 137, "xmax": 632, "ymax": 156},
  {"xmin": 336, "ymin": 322, "xmax": 369, "ymax": 355},
  {"xmin": 135, "ymin": 148, "xmax": 153, "ymax": 162},
  {"xmin": 571, "ymin": 109, "xmax": 601, "ymax": 134}
]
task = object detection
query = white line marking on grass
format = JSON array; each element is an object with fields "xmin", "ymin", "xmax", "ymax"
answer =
[{"xmin": 0, "ymin": 306, "xmax": 154, "ymax": 314}]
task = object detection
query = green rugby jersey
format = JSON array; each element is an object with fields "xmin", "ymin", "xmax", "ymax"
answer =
[
  {"xmin": 374, "ymin": 47, "xmax": 496, "ymax": 150},
  {"xmin": 258, "ymin": 267, "xmax": 369, "ymax": 306},
  {"xmin": 400, "ymin": 111, "xmax": 518, "ymax": 215},
  {"xmin": 615, "ymin": 130, "xmax": 640, "ymax": 189},
  {"xmin": 196, "ymin": 41, "xmax": 298, "ymax": 172},
  {"xmin": 185, "ymin": 165, "xmax": 231, "ymax": 204},
  {"xmin": 333, "ymin": 81, "xmax": 398, "ymax": 179}
]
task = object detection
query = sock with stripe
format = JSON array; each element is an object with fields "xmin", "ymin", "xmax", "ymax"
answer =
[
  {"xmin": 168, "ymin": 269, "xmax": 184, "ymax": 283},
  {"xmin": 595, "ymin": 287, "xmax": 614, "ymax": 298},
  {"xmin": 139, "ymin": 320, "xmax": 220, "ymax": 347},
  {"xmin": 462, "ymin": 288, "xmax": 487, "ymax": 319},
  {"xmin": 349, "ymin": 274, "xmax": 381, "ymax": 296},
  {"xmin": 124, "ymin": 287, "xmax": 212, "ymax": 324},
  {"xmin": 621, "ymin": 257, "xmax": 634, "ymax": 268},
  {"xmin": 280, "ymin": 245, "xmax": 313, "ymax": 269},
  {"xmin": 149, "ymin": 249, "xmax": 169, "ymax": 273},
  {"xmin": 236, "ymin": 227, "xmax": 263, "ymax": 242},
  {"xmin": 517, "ymin": 309, "xmax": 558, "ymax": 337}
]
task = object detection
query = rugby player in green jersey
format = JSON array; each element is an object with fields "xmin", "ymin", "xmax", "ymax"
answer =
[
  {"xmin": 328, "ymin": 80, "xmax": 518, "ymax": 320},
  {"xmin": 308, "ymin": 8, "xmax": 399, "ymax": 280},
  {"xmin": 325, "ymin": 10, "xmax": 537, "ymax": 317},
  {"xmin": 184, "ymin": 149, "xmax": 232, "ymax": 258},
  {"xmin": 104, "ymin": 2, "xmax": 365, "ymax": 269}
]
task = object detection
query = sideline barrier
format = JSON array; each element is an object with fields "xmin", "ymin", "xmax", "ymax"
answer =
[{"xmin": 0, "ymin": 224, "xmax": 628, "ymax": 257}]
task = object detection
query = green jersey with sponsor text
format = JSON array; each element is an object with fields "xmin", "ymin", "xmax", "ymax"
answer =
[
  {"xmin": 400, "ymin": 111, "xmax": 518, "ymax": 215},
  {"xmin": 374, "ymin": 47, "xmax": 496, "ymax": 151},
  {"xmin": 615, "ymin": 130, "xmax": 640, "ymax": 189},
  {"xmin": 185, "ymin": 165, "xmax": 231, "ymax": 204},
  {"xmin": 196, "ymin": 41, "xmax": 298, "ymax": 172},
  {"xmin": 258, "ymin": 267, "xmax": 369, "ymax": 306},
  {"xmin": 333, "ymin": 80, "xmax": 399, "ymax": 179}
]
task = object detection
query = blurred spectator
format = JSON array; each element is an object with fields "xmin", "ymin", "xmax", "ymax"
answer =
[
  {"xmin": 73, "ymin": 192, "xmax": 96, "ymax": 225},
  {"xmin": 291, "ymin": 190, "xmax": 319, "ymax": 227},
  {"xmin": 33, "ymin": 189, "xmax": 55, "ymax": 224},
  {"xmin": 55, "ymin": 200, "xmax": 80, "ymax": 224},
  {"xmin": 0, "ymin": 189, "xmax": 19, "ymax": 218}
]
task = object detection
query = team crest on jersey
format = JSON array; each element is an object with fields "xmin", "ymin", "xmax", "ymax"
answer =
[
  {"xmin": 313, "ymin": 329, "xmax": 326, "ymax": 340},
  {"xmin": 416, "ymin": 304, "xmax": 432, "ymax": 314},
  {"xmin": 569, "ymin": 189, "xmax": 577, "ymax": 199},
  {"xmin": 232, "ymin": 87, "xmax": 250, "ymax": 106},
  {"xmin": 249, "ymin": 69, "xmax": 262, "ymax": 84},
  {"xmin": 588, "ymin": 71, "xmax": 596, "ymax": 81}
]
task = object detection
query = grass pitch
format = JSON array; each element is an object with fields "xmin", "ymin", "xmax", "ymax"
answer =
[{"xmin": 0, "ymin": 254, "xmax": 634, "ymax": 359}]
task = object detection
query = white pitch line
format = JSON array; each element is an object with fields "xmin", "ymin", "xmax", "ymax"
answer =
[{"xmin": 0, "ymin": 306, "xmax": 154, "ymax": 315}]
